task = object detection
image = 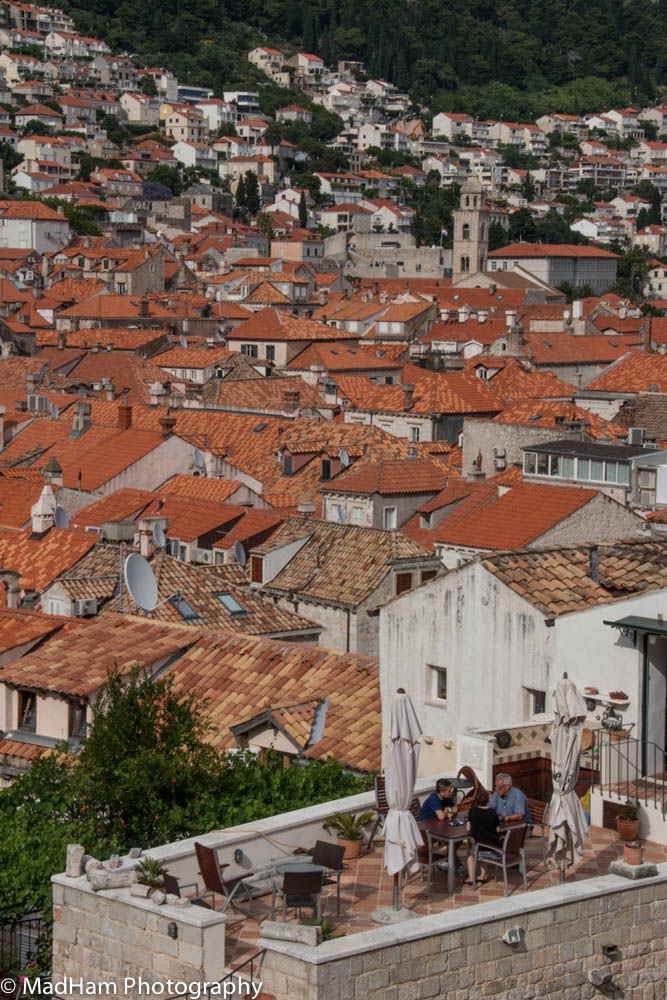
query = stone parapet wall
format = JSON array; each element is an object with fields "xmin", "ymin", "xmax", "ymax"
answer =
[
  {"xmin": 257, "ymin": 866, "xmax": 667, "ymax": 1000},
  {"xmin": 52, "ymin": 875, "xmax": 226, "ymax": 999}
]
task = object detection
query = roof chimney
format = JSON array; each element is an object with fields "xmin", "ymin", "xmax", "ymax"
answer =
[
  {"xmin": 0, "ymin": 569, "xmax": 20, "ymax": 610},
  {"xmin": 30, "ymin": 484, "xmax": 56, "ymax": 537},
  {"xmin": 505, "ymin": 309, "xmax": 516, "ymax": 329},
  {"xmin": 589, "ymin": 546, "xmax": 599, "ymax": 583},
  {"xmin": 297, "ymin": 501, "xmax": 317, "ymax": 518},
  {"xmin": 158, "ymin": 413, "xmax": 177, "ymax": 438},
  {"xmin": 283, "ymin": 387, "xmax": 300, "ymax": 412},
  {"xmin": 71, "ymin": 399, "xmax": 91, "ymax": 435},
  {"xmin": 26, "ymin": 372, "xmax": 39, "ymax": 394},
  {"xmin": 44, "ymin": 455, "xmax": 62, "ymax": 486},
  {"xmin": 402, "ymin": 383, "xmax": 415, "ymax": 410},
  {"xmin": 139, "ymin": 297, "xmax": 150, "ymax": 318},
  {"xmin": 57, "ymin": 329, "xmax": 67, "ymax": 350},
  {"xmin": 118, "ymin": 403, "xmax": 133, "ymax": 430}
]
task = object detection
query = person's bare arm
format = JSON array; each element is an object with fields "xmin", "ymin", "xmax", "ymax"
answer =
[{"xmin": 435, "ymin": 807, "xmax": 446, "ymax": 821}]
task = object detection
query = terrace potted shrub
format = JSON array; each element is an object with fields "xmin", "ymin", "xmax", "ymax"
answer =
[
  {"xmin": 616, "ymin": 802, "xmax": 640, "ymax": 842},
  {"xmin": 132, "ymin": 857, "xmax": 166, "ymax": 897},
  {"xmin": 323, "ymin": 811, "xmax": 375, "ymax": 859},
  {"xmin": 623, "ymin": 841, "xmax": 643, "ymax": 866}
]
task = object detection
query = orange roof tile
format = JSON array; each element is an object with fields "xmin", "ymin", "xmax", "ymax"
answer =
[
  {"xmin": 0, "ymin": 525, "xmax": 96, "ymax": 596},
  {"xmin": 321, "ymin": 458, "xmax": 447, "ymax": 496},
  {"xmin": 228, "ymin": 307, "xmax": 358, "ymax": 342},
  {"xmin": 585, "ymin": 352, "xmax": 667, "ymax": 393}
]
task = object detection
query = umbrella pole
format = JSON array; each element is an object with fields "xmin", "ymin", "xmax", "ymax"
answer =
[
  {"xmin": 559, "ymin": 864, "xmax": 565, "ymax": 883},
  {"xmin": 392, "ymin": 872, "xmax": 399, "ymax": 911}
]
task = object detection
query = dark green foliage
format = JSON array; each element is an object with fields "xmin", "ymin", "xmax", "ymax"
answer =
[
  {"xmin": 62, "ymin": 0, "xmax": 667, "ymax": 108},
  {"xmin": 299, "ymin": 189, "xmax": 308, "ymax": 228},
  {"xmin": 244, "ymin": 170, "xmax": 260, "ymax": 215},
  {"xmin": 139, "ymin": 74, "xmax": 158, "ymax": 96},
  {"xmin": 0, "ymin": 668, "xmax": 371, "ymax": 951},
  {"xmin": 0, "ymin": 140, "xmax": 22, "ymax": 171},
  {"xmin": 147, "ymin": 164, "xmax": 182, "ymax": 195}
]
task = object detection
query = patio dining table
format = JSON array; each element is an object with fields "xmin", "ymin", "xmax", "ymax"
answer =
[{"xmin": 418, "ymin": 815, "xmax": 470, "ymax": 894}]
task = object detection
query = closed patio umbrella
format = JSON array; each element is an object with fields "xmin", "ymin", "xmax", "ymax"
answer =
[
  {"xmin": 372, "ymin": 688, "xmax": 423, "ymax": 923},
  {"xmin": 547, "ymin": 675, "xmax": 589, "ymax": 878}
]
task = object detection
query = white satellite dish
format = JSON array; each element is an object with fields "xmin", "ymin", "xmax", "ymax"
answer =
[
  {"xmin": 340, "ymin": 448, "xmax": 350, "ymax": 467},
  {"xmin": 233, "ymin": 540, "xmax": 246, "ymax": 566},
  {"xmin": 193, "ymin": 448, "xmax": 204, "ymax": 470},
  {"xmin": 53, "ymin": 505, "xmax": 69, "ymax": 529},
  {"xmin": 180, "ymin": 334, "xmax": 187, "ymax": 348},
  {"xmin": 49, "ymin": 402, "xmax": 58, "ymax": 419},
  {"xmin": 124, "ymin": 553, "xmax": 158, "ymax": 612},
  {"xmin": 152, "ymin": 522, "xmax": 166, "ymax": 548}
]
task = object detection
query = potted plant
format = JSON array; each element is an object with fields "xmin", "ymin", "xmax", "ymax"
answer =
[
  {"xmin": 323, "ymin": 811, "xmax": 375, "ymax": 859},
  {"xmin": 134, "ymin": 857, "xmax": 166, "ymax": 894},
  {"xmin": 616, "ymin": 802, "xmax": 640, "ymax": 842},
  {"xmin": 623, "ymin": 841, "xmax": 643, "ymax": 866}
]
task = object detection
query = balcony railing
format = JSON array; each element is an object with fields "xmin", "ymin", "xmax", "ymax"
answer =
[{"xmin": 592, "ymin": 730, "xmax": 666, "ymax": 816}]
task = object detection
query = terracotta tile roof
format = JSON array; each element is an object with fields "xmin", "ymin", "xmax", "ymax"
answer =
[
  {"xmin": 287, "ymin": 342, "xmax": 403, "ymax": 372},
  {"xmin": 210, "ymin": 507, "xmax": 283, "ymax": 550},
  {"xmin": 228, "ymin": 307, "xmax": 358, "ymax": 342},
  {"xmin": 491, "ymin": 400, "xmax": 628, "ymax": 440},
  {"xmin": 0, "ymin": 738, "xmax": 52, "ymax": 761},
  {"xmin": 321, "ymin": 458, "xmax": 448, "ymax": 496},
  {"xmin": 0, "ymin": 478, "xmax": 61, "ymax": 529},
  {"xmin": 613, "ymin": 393, "xmax": 667, "ymax": 440},
  {"xmin": 243, "ymin": 281, "xmax": 292, "ymax": 305},
  {"xmin": 56, "ymin": 293, "xmax": 176, "ymax": 321},
  {"xmin": 0, "ymin": 608, "xmax": 67, "ymax": 653},
  {"xmin": 256, "ymin": 515, "xmax": 430, "ymax": 607},
  {"xmin": 158, "ymin": 475, "xmax": 246, "ymax": 504},
  {"xmin": 36, "ymin": 328, "xmax": 169, "ymax": 350},
  {"xmin": 489, "ymin": 243, "xmax": 619, "ymax": 259},
  {"xmin": 485, "ymin": 360, "xmax": 576, "ymax": 399},
  {"xmin": 521, "ymin": 335, "xmax": 640, "ymax": 366},
  {"xmin": 435, "ymin": 483, "xmax": 598, "ymax": 550},
  {"xmin": 65, "ymin": 351, "xmax": 172, "ymax": 405},
  {"xmin": 207, "ymin": 375, "xmax": 322, "ymax": 411},
  {"xmin": 334, "ymin": 368, "xmax": 500, "ymax": 415},
  {"xmin": 2, "ymin": 617, "xmax": 196, "ymax": 697},
  {"xmin": 0, "ymin": 525, "xmax": 97, "ymax": 596},
  {"xmin": 155, "ymin": 347, "xmax": 231, "ymax": 368},
  {"xmin": 481, "ymin": 538, "xmax": 667, "ymax": 617},
  {"xmin": 167, "ymin": 631, "xmax": 380, "ymax": 770},
  {"xmin": 585, "ymin": 353, "xmax": 667, "ymax": 393},
  {"xmin": 137, "ymin": 497, "xmax": 248, "ymax": 544},
  {"xmin": 70, "ymin": 488, "xmax": 156, "ymax": 529}
]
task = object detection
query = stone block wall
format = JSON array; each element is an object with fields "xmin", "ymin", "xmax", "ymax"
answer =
[
  {"xmin": 52, "ymin": 875, "xmax": 226, "ymax": 999},
  {"xmin": 258, "ymin": 867, "xmax": 667, "ymax": 1000}
]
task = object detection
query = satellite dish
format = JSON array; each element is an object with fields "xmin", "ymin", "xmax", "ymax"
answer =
[
  {"xmin": 179, "ymin": 334, "xmax": 187, "ymax": 348},
  {"xmin": 49, "ymin": 402, "xmax": 58, "ymax": 419},
  {"xmin": 233, "ymin": 540, "xmax": 246, "ymax": 566},
  {"xmin": 124, "ymin": 553, "xmax": 158, "ymax": 612},
  {"xmin": 340, "ymin": 448, "xmax": 350, "ymax": 467},
  {"xmin": 53, "ymin": 505, "xmax": 69, "ymax": 529},
  {"xmin": 152, "ymin": 522, "xmax": 166, "ymax": 548},
  {"xmin": 193, "ymin": 448, "xmax": 204, "ymax": 470}
]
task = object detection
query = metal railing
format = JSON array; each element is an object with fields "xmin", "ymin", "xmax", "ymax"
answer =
[
  {"xmin": 592, "ymin": 730, "xmax": 667, "ymax": 816},
  {"xmin": 165, "ymin": 950, "xmax": 266, "ymax": 1000},
  {"xmin": 0, "ymin": 908, "xmax": 47, "ymax": 977}
]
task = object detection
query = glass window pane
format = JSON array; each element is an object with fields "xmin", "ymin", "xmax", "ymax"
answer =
[
  {"xmin": 618, "ymin": 463, "xmax": 630, "ymax": 486},
  {"xmin": 537, "ymin": 453, "xmax": 549, "ymax": 475},
  {"xmin": 549, "ymin": 455, "xmax": 561, "ymax": 476},
  {"xmin": 215, "ymin": 592, "xmax": 247, "ymax": 615},
  {"xmin": 524, "ymin": 453, "xmax": 536, "ymax": 474},
  {"xmin": 604, "ymin": 461, "xmax": 617, "ymax": 483},
  {"xmin": 590, "ymin": 459, "xmax": 604, "ymax": 481},
  {"xmin": 562, "ymin": 456, "xmax": 575, "ymax": 478},
  {"xmin": 578, "ymin": 458, "xmax": 590, "ymax": 480}
]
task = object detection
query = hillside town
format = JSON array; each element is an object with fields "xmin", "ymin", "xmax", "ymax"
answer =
[{"xmin": 0, "ymin": 3, "xmax": 666, "ymax": 999}]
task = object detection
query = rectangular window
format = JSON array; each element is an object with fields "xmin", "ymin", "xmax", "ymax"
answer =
[
  {"xmin": 190, "ymin": 370, "xmax": 197, "ymax": 380},
  {"xmin": 429, "ymin": 664, "xmax": 447, "ymax": 702},
  {"xmin": 604, "ymin": 461, "xmax": 618, "ymax": 483},
  {"xmin": 524, "ymin": 453, "xmax": 537, "ymax": 475},
  {"xmin": 617, "ymin": 463, "xmax": 630, "ymax": 486},
  {"xmin": 578, "ymin": 457, "xmax": 590, "ymax": 480},
  {"xmin": 410, "ymin": 426, "xmax": 420, "ymax": 442},
  {"xmin": 549, "ymin": 454, "xmax": 561, "ymax": 476},
  {"xmin": 562, "ymin": 456, "xmax": 575, "ymax": 478},
  {"xmin": 167, "ymin": 595, "xmax": 200, "ymax": 620},
  {"xmin": 251, "ymin": 556, "xmax": 263, "ymax": 583},
  {"xmin": 266, "ymin": 345, "xmax": 275, "ymax": 361},
  {"xmin": 18, "ymin": 690, "xmax": 36, "ymax": 732},
  {"xmin": 331, "ymin": 504, "xmax": 345, "ymax": 523},
  {"xmin": 395, "ymin": 571, "xmax": 412, "ymax": 595},
  {"xmin": 215, "ymin": 592, "xmax": 247, "ymax": 615},
  {"xmin": 241, "ymin": 343, "xmax": 258, "ymax": 357},
  {"xmin": 321, "ymin": 458, "xmax": 331, "ymax": 480},
  {"xmin": 537, "ymin": 453, "xmax": 549, "ymax": 476},
  {"xmin": 68, "ymin": 701, "xmax": 87, "ymax": 738},
  {"xmin": 590, "ymin": 459, "xmax": 604, "ymax": 481},
  {"xmin": 383, "ymin": 506, "xmax": 397, "ymax": 529},
  {"xmin": 47, "ymin": 597, "xmax": 64, "ymax": 616},
  {"xmin": 421, "ymin": 569, "xmax": 437, "ymax": 584},
  {"xmin": 351, "ymin": 507, "xmax": 363, "ymax": 525},
  {"xmin": 282, "ymin": 454, "xmax": 292, "ymax": 476}
]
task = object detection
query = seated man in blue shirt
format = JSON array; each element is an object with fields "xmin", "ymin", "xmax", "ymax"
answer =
[
  {"xmin": 418, "ymin": 779, "xmax": 456, "ymax": 821},
  {"xmin": 489, "ymin": 773, "xmax": 532, "ymax": 826}
]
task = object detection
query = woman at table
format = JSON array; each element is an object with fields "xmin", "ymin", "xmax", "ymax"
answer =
[{"xmin": 464, "ymin": 788, "xmax": 500, "ymax": 886}]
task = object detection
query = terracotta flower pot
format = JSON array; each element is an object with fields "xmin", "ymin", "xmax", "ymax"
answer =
[
  {"xmin": 338, "ymin": 836, "xmax": 362, "ymax": 859},
  {"xmin": 617, "ymin": 818, "xmax": 640, "ymax": 842},
  {"xmin": 623, "ymin": 841, "xmax": 643, "ymax": 866}
]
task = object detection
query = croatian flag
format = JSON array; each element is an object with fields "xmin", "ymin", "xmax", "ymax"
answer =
[{"xmin": 441, "ymin": 227, "xmax": 448, "ymax": 236}]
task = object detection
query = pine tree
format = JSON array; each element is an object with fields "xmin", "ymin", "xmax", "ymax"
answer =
[
  {"xmin": 244, "ymin": 170, "xmax": 260, "ymax": 215},
  {"xmin": 650, "ymin": 188, "xmax": 662, "ymax": 226},
  {"xmin": 298, "ymin": 189, "xmax": 308, "ymax": 228},
  {"xmin": 235, "ymin": 174, "xmax": 246, "ymax": 213}
]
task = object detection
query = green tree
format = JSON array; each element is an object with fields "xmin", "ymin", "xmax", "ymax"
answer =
[
  {"xmin": 298, "ymin": 189, "xmax": 308, "ymax": 228},
  {"xmin": 139, "ymin": 74, "xmax": 158, "ymax": 97},
  {"xmin": 235, "ymin": 173, "xmax": 246, "ymax": 213},
  {"xmin": 244, "ymin": 170, "xmax": 260, "ymax": 215},
  {"xmin": 147, "ymin": 164, "xmax": 182, "ymax": 195},
  {"xmin": 650, "ymin": 187, "xmax": 662, "ymax": 226}
]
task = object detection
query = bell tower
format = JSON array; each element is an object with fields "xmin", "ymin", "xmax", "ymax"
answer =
[{"xmin": 452, "ymin": 175, "xmax": 489, "ymax": 284}]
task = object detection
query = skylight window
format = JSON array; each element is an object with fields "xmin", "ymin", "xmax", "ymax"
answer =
[
  {"xmin": 528, "ymin": 414, "xmax": 543, "ymax": 422},
  {"xmin": 167, "ymin": 595, "xmax": 200, "ymax": 620},
  {"xmin": 253, "ymin": 423, "xmax": 268, "ymax": 432},
  {"xmin": 215, "ymin": 592, "xmax": 247, "ymax": 615}
]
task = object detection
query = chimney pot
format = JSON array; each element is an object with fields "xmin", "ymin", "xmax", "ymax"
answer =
[
  {"xmin": 118, "ymin": 403, "xmax": 133, "ymax": 430},
  {"xmin": 158, "ymin": 414, "xmax": 177, "ymax": 438}
]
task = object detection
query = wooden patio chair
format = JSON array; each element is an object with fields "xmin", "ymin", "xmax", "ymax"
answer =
[
  {"xmin": 526, "ymin": 797, "xmax": 550, "ymax": 864},
  {"xmin": 311, "ymin": 840, "xmax": 345, "ymax": 914},
  {"xmin": 456, "ymin": 765, "xmax": 484, "ymax": 810},
  {"xmin": 272, "ymin": 869, "xmax": 323, "ymax": 922},
  {"xmin": 194, "ymin": 842, "xmax": 270, "ymax": 914},
  {"xmin": 472, "ymin": 824, "xmax": 528, "ymax": 897}
]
